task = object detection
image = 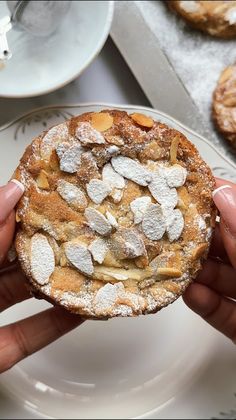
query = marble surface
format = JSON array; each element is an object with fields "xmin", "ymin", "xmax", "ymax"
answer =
[{"xmin": 0, "ymin": 38, "xmax": 150, "ymax": 126}]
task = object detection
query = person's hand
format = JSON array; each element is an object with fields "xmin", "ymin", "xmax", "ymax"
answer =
[
  {"xmin": 0, "ymin": 180, "xmax": 83, "ymax": 373},
  {"xmin": 184, "ymin": 177, "xmax": 236, "ymax": 342}
]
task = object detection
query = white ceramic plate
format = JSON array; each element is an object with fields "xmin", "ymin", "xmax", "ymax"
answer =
[
  {"xmin": 0, "ymin": 104, "xmax": 236, "ymax": 420},
  {"xmin": 0, "ymin": 1, "xmax": 114, "ymax": 97}
]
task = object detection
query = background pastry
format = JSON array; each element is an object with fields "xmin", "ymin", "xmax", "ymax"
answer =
[
  {"xmin": 213, "ymin": 64, "xmax": 236, "ymax": 148},
  {"xmin": 167, "ymin": 1, "xmax": 236, "ymax": 38}
]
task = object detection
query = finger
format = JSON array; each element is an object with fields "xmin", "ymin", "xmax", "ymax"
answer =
[
  {"xmin": 0, "ymin": 180, "xmax": 24, "ymax": 224},
  {"xmin": 183, "ymin": 283, "xmax": 236, "ymax": 343},
  {"xmin": 208, "ymin": 223, "xmax": 230, "ymax": 264},
  {"xmin": 0, "ymin": 180, "xmax": 24, "ymax": 265},
  {"xmin": 213, "ymin": 183, "xmax": 236, "ymax": 269},
  {"xmin": 0, "ymin": 211, "xmax": 15, "ymax": 265},
  {"xmin": 197, "ymin": 259, "xmax": 236, "ymax": 299},
  {"xmin": 0, "ymin": 306, "xmax": 83, "ymax": 373},
  {"xmin": 0, "ymin": 267, "xmax": 31, "ymax": 312},
  {"xmin": 215, "ymin": 177, "xmax": 236, "ymax": 189}
]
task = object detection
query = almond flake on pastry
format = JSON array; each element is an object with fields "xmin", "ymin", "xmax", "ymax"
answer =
[
  {"xmin": 148, "ymin": 171, "xmax": 178, "ymax": 208},
  {"xmin": 111, "ymin": 156, "xmax": 152, "ymax": 186},
  {"xmin": 88, "ymin": 238, "xmax": 108, "ymax": 264},
  {"xmin": 65, "ymin": 242, "xmax": 94, "ymax": 275},
  {"xmin": 102, "ymin": 163, "xmax": 125, "ymax": 189},
  {"xmin": 76, "ymin": 122, "xmax": 105, "ymax": 145},
  {"xmin": 130, "ymin": 196, "xmax": 152, "ymax": 224},
  {"xmin": 166, "ymin": 209, "xmax": 184, "ymax": 242},
  {"xmin": 30, "ymin": 233, "xmax": 55, "ymax": 285},
  {"xmin": 142, "ymin": 203, "xmax": 166, "ymax": 240},
  {"xmin": 110, "ymin": 228, "xmax": 146, "ymax": 259},
  {"xmin": 57, "ymin": 144, "xmax": 84, "ymax": 173},
  {"xmin": 57, "ymin": 179, "xmax": 87, "ymax": 211},
  {"xmin": 85, "ymin": 207, "xmax": 112, "ymax": 236},
  {"xmin": 105, "ymin": 211, "xmax": 118, "ymax": 229},
  {"xmin": 86, "ymin": 179, "xmax": 111, "ymax": 204},
  {"xmin": 110, "ymin": 188, "xmax": 124, "ymax": 203},
  {"xmin": 41, "ymin": 123, "xmax": 69, "ymax": 161},
  {"xmin": 163, "ymin": 164, "xmax": 187, "ymax": 188}
]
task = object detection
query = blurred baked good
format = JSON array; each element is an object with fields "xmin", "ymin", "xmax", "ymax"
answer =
[{"xmin": 168, "ymin": 1, "xmax": 236, "ymax": 38}]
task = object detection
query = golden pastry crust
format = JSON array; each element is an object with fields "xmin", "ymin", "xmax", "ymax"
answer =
[
  {"xmin": 168, "ymin": 1, "xmax": 236, "ymax": 38},
  {"xmin": 213, "ymin": 64, "xmax": 236, "ymax": 147},
  {"xmin": 14, "ymin": 110, "xmax": 216, "ymax": 319}
]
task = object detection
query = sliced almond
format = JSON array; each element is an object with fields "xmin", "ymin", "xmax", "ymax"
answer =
[
  {"xmin": 131, "ymin": 113, "xmax": 154, "ymax": 128},
  {"xmin": 105, "ymin": 135, "xmax": 124, "ymax": 146},
  {"xmin": 110, "ymin": 188, "xmax": 124, "ymax": 203},
  {"xmin": 219, "ymin": 66, "xmax": 233, "ymax": 84},
  {"xmin": 130, "ymin": 196, "xmax": 152, "ymax": 224},
  {"xmin": 85, "ymin": 207, "xmax": 112, "ymax": 236},
  {"xmin": 106, "ymin": 211, "xmax": 118, "ymax": 229},
  {"xmin": 191, "ymin": 243, "xmax": 208, "ymax": 260},
  {"xmin": 170, "ymin": 136, "xmax": 179, "ymax": 164},
  {"xmin": 91, "ymin": 112, "xmax": 114, "ymax": 132},
  {"xmin": 57, "ymin": 179, "xmax": 87, "ymax": 211},
  {"xmin": 156, "ymin": 267, "xmax": 182, "ymax": 278},
  {"xmin": 94, "ymin": 266, "xmax": 153, "ymax": 282},
  {"xmin": 148, "ymin": 171, "xmax": 178, "ymax": 208},
  {"xmin": 166, "ymin": 209, "xmax": 184, "ymax": 242},
  {"xmin": 110, "ymin": 228, "xmax": 146, "ymax": 259},
  {"xmin": 40, "ymin": 123, "xmax": 69, "ymax": 161},
  {"xmin": 86, "ymin": 179, "xmax": 111, "ymax": 204},
  {"xmin": 142, "ymin": 203, "xmax": 166, "ymax": 241},
  {"xmin": 163, "ymin": 164, "xmax": 187, "ymax": 188},
  {"xmin": 88, "ymin": 238, "xmax": 108, "ymax": 264},
  {"xmin": 102, "ymin": 163, "xmax": 125, "ymax": 190},
  {"xmin": 57, "ymin": 144, "xmax": 84, "ymax": 173},
  {"xmin": 76, "ymin": 122, "xmax": 105, "ymax": 144},
  {"xmin": 30, "ymin": 233, "xmax": 55, "ymax": 285},
  {"xmin": 36, "ymin": 170, "xmax": 50, "ymax": 190},
  {"xmin": 111, "ymin": 156, "xmax": 152, "ymax": 186},
  {"xmin": 65, "ymin": 241, "xmax": 94, "ymax": 276}
]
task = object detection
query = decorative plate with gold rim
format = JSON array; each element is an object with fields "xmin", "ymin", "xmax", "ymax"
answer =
[{"xmin": 0, "ymin": 104, "xmax": 236, "ymax": 419}]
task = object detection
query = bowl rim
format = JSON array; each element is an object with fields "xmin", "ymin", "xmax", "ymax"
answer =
[{"xmin": 0, "ymin": 1, "xmax": 114, "ymax": 98}]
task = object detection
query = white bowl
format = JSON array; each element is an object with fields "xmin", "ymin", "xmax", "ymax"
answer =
[{"xmin": 0, "ymin": 1, "xmax": 114, "ymax": 98}]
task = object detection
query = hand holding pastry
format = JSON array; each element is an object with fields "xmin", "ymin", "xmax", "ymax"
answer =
[
  {"xmin": 0, "ymin": 181, "xmax": 82, "ymax": 374},
  {"xmin": 184, "ymin": 178, "xmax": 236, "ymax": 343}
]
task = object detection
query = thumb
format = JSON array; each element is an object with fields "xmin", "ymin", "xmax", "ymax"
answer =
[
  {"xmin": 0, "ymin": 180, "xmax": 24, "ymax": 264},
  {"xmin": 213, "ymin": 184, "xmax": 236, "ymax": 269}
]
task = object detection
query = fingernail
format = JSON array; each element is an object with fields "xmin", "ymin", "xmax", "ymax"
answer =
[
  {"xmin": 0, "ymin": 180, "xmax": 24, "ymax": 224},
  {"xmin": 213, "ymin": 185, "xmax": 236, "ymax": 234}
]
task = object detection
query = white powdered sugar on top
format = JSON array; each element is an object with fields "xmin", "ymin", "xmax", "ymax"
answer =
[
  {"xmin": 163, "ymin": 164, "xmax": 187, "ymax": 188},
  {"xmin": 142, "ymin": 203, "xmax": 166, "ymax": 240},
  {"xmin": 57, "ymin": 179, "xmax": 87, "ymax": 210},
  {"xmin": 148, "ymin": 171, "xmax": 178, "ymax": 208},
  {"xmin": 102, "ymin": 163, "xmax": 125, "ymax": 190},
  {"xmin": 166, "ymin": 209, "xmax": 184, "ymax": 242},
  {"xmin": 94, "ymin": 282, "xmax": 124, "ymax": 314},
  {"xmin": 30, "ymin": 233, "xmax": 55, "ymax": 285},
  {"xmin": 105, "ymin": 211, "xmax": 118, "ymax": 229},
  {"xmin": 130, "ymin": 196, "xmax": 152, "ymax": 224},
  {"xmin": 88, "ymin": 238, "xmax": 108, "ymax": 264},
  {"xmin": 225, "ymin": 7, "xmax": 236, "ymax": 25},
  {"xmin": 111, "ymin": 156, "xmax": 152, "ymax": 186},
  {"xmin": 57, "ymin": 144, "xmax": 84, "ymax": 173},
  {"xmin": 86, "ymin": 179, "xmax": 111, "ymax": 204},
  {"xmin": 179, "ymin": 1, "xmax": 200, "ymax": 13},
  {"xmin": 196, "ymin": 214, "xmax": 207, "ymax": 231},
  {"xmin": 41, "ymin": 123, "xmax": 69, "ymax": 160},
  {"xmin": 65, "ymin": 242, "xmax": 94, "ymax": 276},
  {"xmin": 76, "ymin": 122, "xmax": 105, "ymax": 145},
  {"xmin": 85, "ymin": 207, "xmax": 112, "ymax": 236}
]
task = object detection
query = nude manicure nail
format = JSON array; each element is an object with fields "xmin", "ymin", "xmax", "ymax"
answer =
[{"xmin": 213, "ymin": 185, "xmax": 236, "ymax": 234}]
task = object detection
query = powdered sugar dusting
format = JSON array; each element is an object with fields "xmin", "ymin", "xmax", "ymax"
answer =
[
  {"xmin": 57, "ymin": 179, "xmax": 87, "ymax": 210},
  {"xmin": 142, "ymin": 203, "xmax": 166, "ymax": 240},
  {"xmin": 88, "ymin": 238, "xmax": 108, "ymax": 264},
  {"xmin": 130, "ymin": 196, "xmax": 151, "ymax": 224},
  {"xmin": 86, "ymin": 179, "xmax": 111, "ymax": 204},
  {"xmin": 65, "ymin": 242, "xmax": 94, "ymax": 276},
  {"xmin": 85, "ymin": 207, "xmax": 112, "ymax": 236},
  {"xmin": 166, "ymin": 209, "xmax": 184, "ymax": 242},
  {"xmin": 163, "ymin": 164, "xmax": 187, "ymax": 188},
  {"xmin": 148, "ymin": 171, "xmax": 178, "ymax": 208},
  {"xmin": 179, "ymin": 1, "xmax": 200, "ymax": 13},
  {"xmin": 225, "ymin": 7, "xmax": 236, "ymax": 25},
  {"xmin": 102, "ymin": 163, "xmax": 125, "ymax": 189},
  {"xmin": 30, "ymin": 234, "xmax": 55, "ymax": 285},
  {"xmin": 57, "ymin": 144, "xmax": 84, "ymax": 173},
  {"xmin": 111, "ymin": 156, "xmax": 152, "ymax": 186},
  {"xmin": 41, "ymin": 123, "xmax": 69, "ymax": 160},
  {"xmin": 76, "ymin": 122, "xmax": 105, "ymax": 145}
]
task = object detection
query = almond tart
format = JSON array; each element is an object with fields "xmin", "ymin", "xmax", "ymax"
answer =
[{"xmin": 14, "ymin": 110, "xmax": 216, "ymax": 319}]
